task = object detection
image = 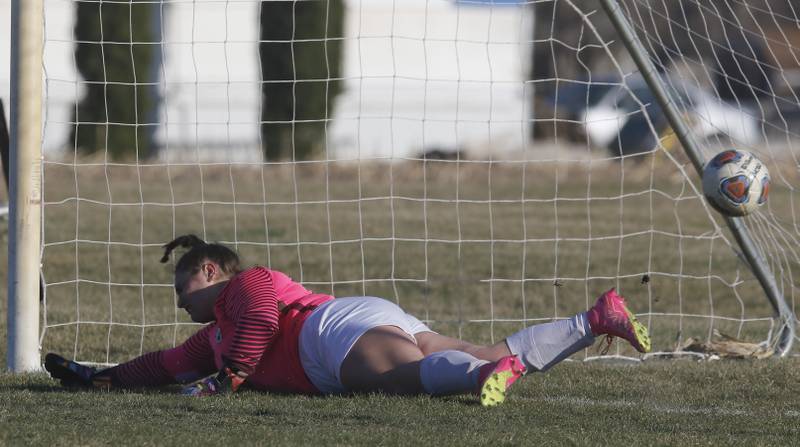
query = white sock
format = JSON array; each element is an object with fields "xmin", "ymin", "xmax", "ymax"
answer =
[
  {"xmin": 505, "ymin": 312, "xmax": 595, "ymax": 372},
  {"xmin": 418, "ymin": 350, "xmax": 489, "ymax": 396}
]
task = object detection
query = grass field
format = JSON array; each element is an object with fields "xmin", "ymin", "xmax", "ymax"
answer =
[
  {"xmin": 2, "ymin": 155, "xmax": 799, "ymax": 445},
  {"xmin": 1, "ymin": 360, "xmax": 799, "ymax": 445}
]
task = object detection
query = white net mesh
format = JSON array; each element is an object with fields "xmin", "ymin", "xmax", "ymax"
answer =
[{"xmin": 30, "ymin": 0, "xmax": 799, "ymax": 365}]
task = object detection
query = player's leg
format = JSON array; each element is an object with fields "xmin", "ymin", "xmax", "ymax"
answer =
[
  {"xmin": 299, "ymin": 297, "xmax": 433, "ymax": 395},
  {"xmin": 299, "ymin": 296, "xmax": 521, "ymax": 401},
  {"xmin": 412, "ymin": 332, "xmax": 526, "ymax": 406},
  {"xmin": 417, "ymin": 288, "xmax": 650, "ymax": 375},
  {"xmin": 504, "ymin": 312, "xmax": 595, "ymax": 373},
  {"xmin": 412, "ymin": 316, "xmax": 593, "ymax": 403},
  {"xmin": 339, "ymin": 325, "xmax": 425, "ymax": 394},
  {"xmin": 339, "ymin": 325, "xmax": 523, "ymax": 404},
  {"xmin": 339, "ymin": 312, "xmax": 524, "ymax": 402},
  {"xmin": 505, "ymin": 288, "xmax": 651, "ymax": 373},
  {"xmin": 415, "ymin": 307, "xmax": 595, "ymax": 374},
  {"xmin": 383, "ymin": 304, "xmax": 523, "ymax": 400},
  {"xmin": 414, "ymin": 332, "xmax": 511, "ymax": 361}
]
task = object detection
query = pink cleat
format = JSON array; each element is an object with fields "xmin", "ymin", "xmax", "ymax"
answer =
[
  {"xmin": 587, "ymin": 288, "xmax": 652, "ymax": 353},
  {"xmin": 478, "ymin": 355, "xmax": 526, "ymax": 407}
]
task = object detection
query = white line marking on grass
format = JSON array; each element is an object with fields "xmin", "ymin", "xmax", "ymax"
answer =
[{"xmin": 530, "ymin": 396, "xmax": 799, "ymax": 418}]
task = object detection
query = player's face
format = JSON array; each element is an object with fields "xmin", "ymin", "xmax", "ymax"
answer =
[{"xmin": 175, "ymin": 262, "xmax": 226, "ymax": 322}]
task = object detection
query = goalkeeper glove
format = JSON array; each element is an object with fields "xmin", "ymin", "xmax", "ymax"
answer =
[
  {"xmin": 44, "ymin": 353, "xmax": 113, "ymax": 389},
  {"xmin": 181, "ymin": 366, "xmax": 246, "ymax": 397}
]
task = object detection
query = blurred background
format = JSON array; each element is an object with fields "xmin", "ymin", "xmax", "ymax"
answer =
[{"xmin": 2, "ymin": 0, "xmax": 797, "ymax": 162}]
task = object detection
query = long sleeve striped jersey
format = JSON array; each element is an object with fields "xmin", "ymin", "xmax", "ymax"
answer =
[{"xmin": 104, "ymin": 267, "xmax": 333, "ymax": 393}]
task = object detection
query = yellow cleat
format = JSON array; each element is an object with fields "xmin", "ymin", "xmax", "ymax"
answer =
[{"xmin": 478, "ymin": 355, "xmax": 526, "ymax": 407}]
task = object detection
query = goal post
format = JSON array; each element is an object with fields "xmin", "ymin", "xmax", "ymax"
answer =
[
  {"xmin": 598, "ymin": 0, "xmax": 795, "ymax": 355},
  {"xmin": 7, "ymin": 0, "xmax": 44, "ymax": 372}
]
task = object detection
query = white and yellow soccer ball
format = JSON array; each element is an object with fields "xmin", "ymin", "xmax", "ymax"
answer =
[{"xmin": 702, "ymin": 150, "xmax": 770, "ymax": 217}]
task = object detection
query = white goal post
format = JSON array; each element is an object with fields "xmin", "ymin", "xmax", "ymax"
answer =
[
  {"xmin": 7, "ymin": 0, "xmax": 43, "ymax": 372},
  {"xmin": 7, "ymin": 0, "xmax": 800, "ymax": 372}
]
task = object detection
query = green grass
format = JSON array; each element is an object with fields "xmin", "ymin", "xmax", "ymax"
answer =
[
  {"xmin": 1, "ymin": 360, "xmax": 799, "ymax": 446},
  {"xmin": 2, "ymin": 156, "xmax": 800, "ymax": 445}
]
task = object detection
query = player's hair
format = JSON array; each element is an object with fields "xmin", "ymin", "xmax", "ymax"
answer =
[{"xmin": 160, "ymin": 234, "xmax": 242, "ymax": 277}]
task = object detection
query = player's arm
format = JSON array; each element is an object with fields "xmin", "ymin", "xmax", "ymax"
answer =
[
  {"xmin": 182, "ymin": 269, "xmax": 281, "ymax": 396},
  {"xmin": 45, "ymin": 325, "xmax": 218, "ymax": 389},
  {"xmin": 222, "ymin": 268, "xmax": 280, "ymax": 375},
  {"xmin": 44, "ymin": 351, "xmax": 173, "ymax": 390}
]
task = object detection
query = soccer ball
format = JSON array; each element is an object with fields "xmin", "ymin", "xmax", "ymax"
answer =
[{"xmin": 702, "ymin": 150, "xmax": 770, "ymax": 217}]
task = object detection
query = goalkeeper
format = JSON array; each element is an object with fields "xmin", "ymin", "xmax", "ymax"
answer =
[{"xmin": 46, "ymin": 235, "xmax": 651, "ymax": 406}]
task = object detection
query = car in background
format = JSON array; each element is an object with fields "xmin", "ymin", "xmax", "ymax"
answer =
[
  {"xmin": 581, "ymin": 75, "xmax": 761, "ymax": 156},
  {"xmin": 537, "ymin": 76, "xmax": 619, "ymax": 142}
]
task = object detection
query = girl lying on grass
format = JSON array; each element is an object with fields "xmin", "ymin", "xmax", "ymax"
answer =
[{"xmin": 46, "ymin": 235, "xmax": 651, "ymax": 406}]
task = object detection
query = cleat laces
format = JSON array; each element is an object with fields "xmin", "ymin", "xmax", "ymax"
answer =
[{"xmin": 598, "ymin": 334, "xmax": 614, "ymax": 355}]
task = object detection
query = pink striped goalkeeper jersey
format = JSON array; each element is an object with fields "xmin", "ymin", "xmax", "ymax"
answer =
[{"xmin": 110, "ymin": 267, "xmax": 333, "ymax": 394}]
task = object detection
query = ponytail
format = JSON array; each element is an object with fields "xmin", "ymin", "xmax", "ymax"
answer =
[
  {"xmin": 160, "ymin": 234, "xmax": 242, "ymax": 277},
  {"xmin": 160, "ymin": 234, "xmax": 205, "ymax": 263}
]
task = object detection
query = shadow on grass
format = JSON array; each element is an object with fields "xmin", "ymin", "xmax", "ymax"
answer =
[
  {"xmin": 4, "ymin": 375, "xmax": 491, "ymax": 410},
  {"xmin": 0, "ymin": 381, "xmax": 181, "ymax": 395},
  {"xmin": 1, "ymin": 383, "xmax": 64, "ymax": 393}
]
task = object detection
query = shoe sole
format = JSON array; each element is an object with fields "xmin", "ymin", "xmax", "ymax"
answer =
[
  {"xmin": 480, "ymin": 369, "xmax": 515, "ymax": 407},
  {"xmin": 623, "ymin": 306, "xmax": 652, "ymax": 353}
]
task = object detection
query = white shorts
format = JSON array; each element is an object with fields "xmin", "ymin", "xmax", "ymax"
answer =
[{"xmin": 298, "ymin": 296, "xmax": 433, "ymax": 394}]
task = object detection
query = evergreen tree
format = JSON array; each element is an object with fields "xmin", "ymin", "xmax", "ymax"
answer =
[
  {"xmin": 72, "ymin": 1, "xmax": 162, "ymax": 159},
  {"xmin": 259, "ymin": 0, "xmax": 345, "ymax": 160}
]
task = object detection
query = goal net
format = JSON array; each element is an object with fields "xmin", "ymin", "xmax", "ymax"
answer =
[{"xmin": 28, "ymin": 0, "xmax": 799, "ymax": 366}]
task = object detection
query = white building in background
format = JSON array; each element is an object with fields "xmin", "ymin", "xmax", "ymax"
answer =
[
  {"xmin": 1, "ymin": 0, "xmax": 532, "ymax": 160},
  {"xmin": 332, "ymin": 0, "xmax": 532, "ymax": 159}
]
